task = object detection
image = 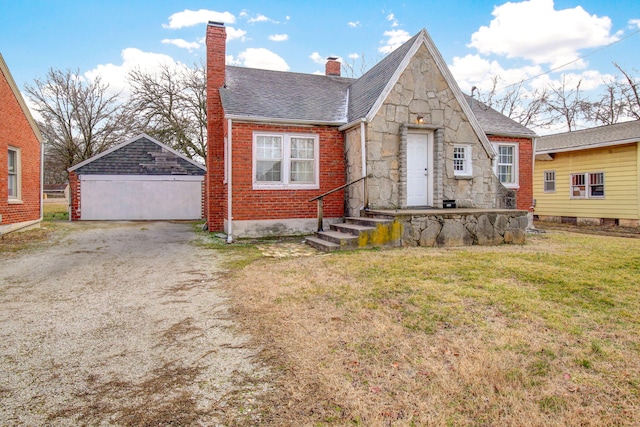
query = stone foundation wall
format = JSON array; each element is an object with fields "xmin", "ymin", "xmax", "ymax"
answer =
[{"xmin": 376, "ymin": 209, "xmax": 528, "ymax": 247}]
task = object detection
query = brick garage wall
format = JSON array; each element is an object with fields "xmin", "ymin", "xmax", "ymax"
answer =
[
  {"xmin": 68, "ymin": 171, "xmax": 81, "ymax": 220},
  {"xmin": 230, "ymin": 122, "xmax": 345, "ymax": 221},
  {"xmin": 488, "ymin": 136, "xmax": 534, "ymax": 211},
  {"xmin": 0, "ymin": 71, "xmax": 41, "ymax": 226}
]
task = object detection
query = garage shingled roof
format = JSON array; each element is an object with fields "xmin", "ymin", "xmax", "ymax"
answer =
[{"xmin": 69, "ymin": 134, "xmax": 206, "ymax": 175}]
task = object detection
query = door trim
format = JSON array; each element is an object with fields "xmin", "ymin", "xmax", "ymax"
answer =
[{"xmin": 399, "ymin": 125, "xmax": 443, "ymax": 209}]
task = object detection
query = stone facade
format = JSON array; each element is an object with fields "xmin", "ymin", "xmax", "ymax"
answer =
[
  {"xmin": 389, "ymin": 209, "xmax": 528, "ymax": 247},
  {"xmin": 359, "ymin": 44, "xmax": 506, "ymax": 211}
]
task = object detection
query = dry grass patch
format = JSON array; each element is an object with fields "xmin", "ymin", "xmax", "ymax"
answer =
[{"xmin": 224, "ymin": 232, "xmax": 640, "ymax": 426}]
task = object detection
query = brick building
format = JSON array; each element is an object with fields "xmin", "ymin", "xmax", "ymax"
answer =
[
  {"xmin": 1, "ymin": 53, "xmax": 43, "ymax": 235},
  {"xmin": 205, "ymin": 23, "xmax": 535, "ymax": 239}
]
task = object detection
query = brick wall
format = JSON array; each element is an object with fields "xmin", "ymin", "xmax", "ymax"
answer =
[
  {"xmin": 206, "ymin": 22, "xmax": 227, "ymax": 231},
  {"xmin": 68, "ymin": 171, "xmax": 81, "ymax": 220},
  {"xmin": 488, "ymin": 135, "xmax": 534, "ymax": 211},
  {"xmin": 0, "ymin": 67, "xmax": 41, "ymax": 226},
  {"xmin": 229, "ymin": 122, "xmax": 345, "ymax": 221}
]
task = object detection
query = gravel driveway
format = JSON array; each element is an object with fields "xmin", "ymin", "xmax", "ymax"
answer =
[{"xmin": 0, "ymin": 221, "xmax": 269, "ymax": 426}]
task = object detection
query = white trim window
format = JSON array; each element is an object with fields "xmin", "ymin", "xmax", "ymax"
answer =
[
  {"xmin": 453, "ymin": 144, "xmax": 472, "ymax": 176},
  {"xmin": 571, "ymin": 172, "xmax": 604, "ymax": 199},
  {"xmin": 7, "ymin": 147, "xmax": 21, "ymax": 200},
  {"xmin": 253, "ymin": 132, "xmax": 319, "ymax": 189},
  {"xmin": 493, "ymin": 143, "xmax": 519, "ymax": 188},
  {"xmin": 544, "ymin": 170, "xmax": 556, "ymax": 192}
]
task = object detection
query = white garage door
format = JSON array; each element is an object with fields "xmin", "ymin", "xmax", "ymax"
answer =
[{"xmin": 80, "ymin": 175, "xmax": 203, "ymax": 220}]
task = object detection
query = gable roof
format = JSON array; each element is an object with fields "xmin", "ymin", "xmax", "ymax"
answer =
[
  {"xmin": 536, "ymin": 120, "xmax": 640, "ymax": 154},
  {"xmin": 69, "ymin": 134, "xmax": 206, "ymax": 175},
  {"xmin": 218, "ymin": 29, "xmax": 533, "ymax": 155},
  {"xmin": 464, "ymin": 95, "xmax": 538, "ymax": 138},
  {"xmin": 0, "ymin": 53, "xmax": 43, "ymax": 143},
  {"xmin": 220, "ymin": 66, "xmax": 352, "ymax": 124}
]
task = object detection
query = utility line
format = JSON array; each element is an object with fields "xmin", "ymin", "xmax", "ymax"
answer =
[{"xmin": 498, "ymin": 27, "xmax": 640, "ymax": 91}]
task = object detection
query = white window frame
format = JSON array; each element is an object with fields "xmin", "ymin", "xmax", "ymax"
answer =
[
  {"xmin": 7, "ymin": 146, "xmax": 22, "ymax": 202},
  {"xmin": 453, "ymin": 144, "xmax": 472, "ymax": 177},
  {"xmin": 544, "ymin": 170, "xmax": 556, "ymax": 193},
  {"xmin": 493, "ymin": 142, "xmax": 519, "ymax": 188},
  {"xmin": 570, "ymin": 172, "xmax": 604, "ymax": 199},
  {"xmin": 252, "ymin": 132, "xmax": 319, "ymax": 190}
]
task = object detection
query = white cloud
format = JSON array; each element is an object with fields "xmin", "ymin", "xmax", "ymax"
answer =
[
  {"xmin": 269, "ymin": 34, "xmax": 289, "ymax": 42},
  {"xmin": 468, "ymin": 0, "xmax": 618, "ymax": 69},
  {"xmin": 348, "ymin": 53, "xmax": 360, "ymax": 59},
  {"xmin": 249, "ymin": 14, "xmax": 268, "ymax": 23},
  {"xmin": 161, "ymin": 38, "xmax": 200, "ymax": 51},
  {"xmin": 309, "ymin": 52, "xmax": 324, "ymax": 65},
  {"xmin": 226, "ymin": 27, "xmax": 247, "ymax": 41},
  {"xmin": 449, "ymin": 54, "xmax": 543, "ymax": 93},
  {"xmin": 378, "ymin": 29, "xmax": 410, "ymax": 53},
  {"xmin": 630, "ymin": 19, "xmax": 640, "ymax": 29},
  {"xmin": 85, "ymin": 48, "xmax": 180, "ymax": 97},
  {"xmin": 163, "ymin": 9, "xmax": 235, "ymax": 29},
  {"xmin": 348, "ymin": 21, "xmax": 360, "ymax": 28},
  {"xmin": 236, "ymin": 48, "xmax": 289, "ymax": 71},
  {"xmin": 386, "ymin": 13, "xmax": 398, "ymax": 27}
]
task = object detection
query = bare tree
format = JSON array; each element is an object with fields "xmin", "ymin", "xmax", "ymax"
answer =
[
  {"xmin": 544, "ymin": 76, "xmax": 588, "ymax": 132},
  {"xmin": 614, "ymin": 63, "xmax": 640, "ymax": 121},
  {"xmin": 475, "ymin": 76, "xmax": 553, "ymax": 129},
  {"xmin": 126, "ymin": 62, "xmax": 207, "ymax": 161},
  {"xmin": 25, "ymin": 68, "xmax": 132, "ymax": 181},
  {"xmin": 583, "ymin": 78, "xmax": 626, "ymax": 126}
]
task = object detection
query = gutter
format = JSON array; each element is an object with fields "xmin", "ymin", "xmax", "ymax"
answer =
[
  {"xmin": 227, "ymin": 118, "xmax": 233, "ymax": 243},
  {"xmin": 224, "ymin": 114, "xmax": 345, "ymax": 127},
  {"xmin": 360, "ymin": 120, "xmax": 367, "ymax": 210}
]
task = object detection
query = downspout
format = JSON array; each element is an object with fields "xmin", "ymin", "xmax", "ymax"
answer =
[
  {"xmin": 40, "ymin": 140, "xmax": 44, "ymax": 224},
  {"xmin": 226, "ymin": 118, "xmax": 233, "ymax": 243},
  {"xmin": 360, "ymin": 120, "xmax": 367, "ymax": 210}
]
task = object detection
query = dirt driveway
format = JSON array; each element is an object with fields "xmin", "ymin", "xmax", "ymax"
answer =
[{"xmin": 0, "ymin": 222, "xmax": 269, "ymax": 426}]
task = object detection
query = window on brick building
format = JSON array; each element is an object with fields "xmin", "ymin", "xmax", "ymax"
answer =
[
  {"xmin": 253, "ymin": 132, "xmax": 319, "ymax": 189},
  {"xmin": 492, "ymin": 142, "xmax": 519, "ymax": 188},
  {"xmin": 7, "ymin": 147, "xmax": 21, "ymax": 200}
]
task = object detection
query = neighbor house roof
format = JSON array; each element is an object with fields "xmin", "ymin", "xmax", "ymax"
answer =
[
  {"xmin": 536, "ymin": 120, "xmax": 640, "ymax": 154},
  {"xmin": 0, "ymin": 53, "xmax": 43, "ymax": 143},
  {"xmin": 219, "ymin": 29, "xmax": 534, "ymax": 151},
  {"xmin": 69, "ymin": 134, "xmax": 206, "ymax": 175}
]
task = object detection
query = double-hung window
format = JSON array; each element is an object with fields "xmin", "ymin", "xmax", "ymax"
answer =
[
  {"xmin": 7, "ymin": 147, "xmax": 21, "ymax": 201},
  {"xmin": 570, "ymin": 172, "xmax": 604, "ymax": 199},
  {"xmin": 253, "ymin": 132, "xmax": 319, "ymax": 189},
  {"xmin": 493, "ymin": 143, "xmax": 518, "ymax": 188},
  {"xmin": 453, "ymin": 144, "xmax": 472, "ymax": 177},
  {"xmin": 544, "ymin": 170, "xmax": 556, "ymax": 192}
]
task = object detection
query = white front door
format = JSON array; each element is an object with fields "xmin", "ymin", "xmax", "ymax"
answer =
[{"xmin": 406, "ymin": 132, "xmax": 433, "ymax": 207}]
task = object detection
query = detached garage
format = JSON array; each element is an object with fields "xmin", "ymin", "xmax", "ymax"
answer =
[{"xmin": 68, "ymin": 134, "xmax": 206, "ymax": 221}]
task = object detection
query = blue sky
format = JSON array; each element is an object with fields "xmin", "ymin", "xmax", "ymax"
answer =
[{"xmin": 1, "ymin": 0, "xmax": 639, "ymax": 115}]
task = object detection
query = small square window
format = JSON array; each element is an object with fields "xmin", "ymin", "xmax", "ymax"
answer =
[{"xmin": 453, "ymin": 144, "xmax": 472, "ymax": 176}]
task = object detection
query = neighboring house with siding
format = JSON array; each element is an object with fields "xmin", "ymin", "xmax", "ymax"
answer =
[
  {"xmin": 206, "ymin": 22, "xmax": 536, "ymax": 239},
  {"xmin": 0, "ymin": 53, "xmax": 43, "ymax": 235},
  {"xmin": 534, "ymin": 120, "xmax": 640, "ymax": 227}
]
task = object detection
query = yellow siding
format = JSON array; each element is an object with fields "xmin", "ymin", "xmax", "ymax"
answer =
[{"xmin": 533, "ymin": 143, "xmax": 639, "ymax": 220}]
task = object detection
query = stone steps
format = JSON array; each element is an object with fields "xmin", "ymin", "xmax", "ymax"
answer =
[{"xmin": 307, "ymin": 215, "xmax": 402, "ymax": 252}]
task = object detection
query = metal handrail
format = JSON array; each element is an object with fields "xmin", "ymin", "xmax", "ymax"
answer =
[{"xmin": 308, "ymin": 175, "xmax": 370, "ymax": 232}]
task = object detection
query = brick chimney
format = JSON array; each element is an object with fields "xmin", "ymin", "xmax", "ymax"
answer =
[
  {"xmin": 206, "ymin": 21, "xmax": 227, "ymax": 231},
  {"xmin": 325, "ymin": 57, "xmax": 341, "ymax": 76}
]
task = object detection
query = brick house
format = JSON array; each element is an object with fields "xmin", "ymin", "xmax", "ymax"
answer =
[
  {"xmin": 205, "ymin": 23, "xmax": 535, "ymax": 239},
  {"xmin": 1, "ymin": 53, "xmax": 43, "ymax": 235}
]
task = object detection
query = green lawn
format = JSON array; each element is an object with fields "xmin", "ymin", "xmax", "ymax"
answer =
[{"xmin": 221, "ymin": 231, "xmax": 640, "ymax": 426}]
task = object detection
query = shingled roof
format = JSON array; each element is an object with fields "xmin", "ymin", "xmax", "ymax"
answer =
[
  {"xmin": 536, "ymin": 120, "xmax": 640, "ymax": 154},
  {"xmin": 464, "ymin": 95, "xmax": 537, "ymax": 138},
  {"xmin": 69, "ymin": 134, "xmax": 206, "ymax": 175},
  {"xmin": 218, "ymin": 29, "xmax": 534, "ymax": 143}
]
